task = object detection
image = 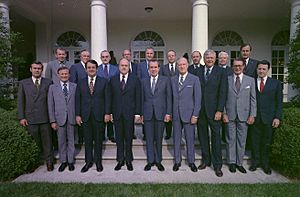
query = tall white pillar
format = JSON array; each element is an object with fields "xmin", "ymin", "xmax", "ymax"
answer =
[
  {"xmin": 91, "ymin": 0, "xmax": 108, "ymax": 64},
  {"xmin": 290, "ymin": 0, "xmax": 300, "ymax": 39},
  {"xmin": 0, "ymin": 1, "xmax": 10, "ymax": 30},
  {"xmin": 191, "ymin": 0, "xmax": 208, "ymax": 55}
]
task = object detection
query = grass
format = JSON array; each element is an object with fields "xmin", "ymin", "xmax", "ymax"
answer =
[{"xmin": 0, "ymin": 183, "xmax": 299, "ymax": 197}]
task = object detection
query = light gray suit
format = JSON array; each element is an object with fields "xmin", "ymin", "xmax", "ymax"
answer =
[
  {"xmin": 225, "ymin": 74, "xmax": 256, "ymax": 166},
  {"xmin": 48, "ymin": 81, "xmax": 76, "ymax": 163},
  {"xmin": 171, "ymin": 73, "xmax": 201, "ymax": 164},
  {"xmin": 45, "ymin": 60, "xmax": 72, "ymax": 84}
]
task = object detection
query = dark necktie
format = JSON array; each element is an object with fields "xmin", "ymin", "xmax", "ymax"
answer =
[
  {"xmin": 260, "ymin": 77, "xmax": 265, "ymax": 93},
  {"xmin": 179, "ymin": 75, "xmax": 184, "ymax": 91},
  {"xmin": 63, "ymin": 83, "xmax": 68, "ymax": 102},
  {"xmin": 121, "ymin": 75, "xmax": 126, "ymax": 91},
  {"xmin": 205, "ymin": 68, "xmax": 210, "ymax": 81},
  {"xmin": 89, "ymin": 77, "xmax": 94, "ymax": 95},
  {"xmin": 59, "ymin": 62, "xmax": 65, "ymax": 67},
  {"xmin": 104, "ymin": 64, "xmax": 108, "ymax": 78},
  {"xmin": 170, "ymin": 64, "xmax": 175, "ymax": 76},
  {"xmin": 151, "ymin": 77, "xmax": 156, "ymax": 94},
  {"xmin": 235, "ymin": 75, "xmax": 241, "ymax": 93},
  {"xmin": 35, "ymin": 79, "xmax": 40, "ymax": 90}
]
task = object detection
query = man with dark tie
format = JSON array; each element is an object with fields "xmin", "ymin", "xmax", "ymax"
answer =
[
  {"xmin": 171, "ymin": 57, "xmax": 201, "ymax": 172},
  {"xmin": 160, "ymin": 50, "xmax": 178, "ymax": 140},
  {"xmin": 108, "ymin": 58, "xmax": 141, "ymax": 171},
  {"xmin": 188, "ymin": 51, "xmax": 203, "ymax": 76},
  {"xmin": 138, "ymin": 47, "xmax": 154, "ymax": 80},
  {"xmin": 75, "ymin": 59, "xmax": 110, "ymax": 173},
  {"xmin": 240, "ymin": 43, "xmax": 258, "ymax": 78},
  {"xmin": 17, "ymin": 61, "xmax": 54, "ymax": 171},
  {"xmin": 197, "ymin": 49, "xmax": 228, "ymax": 177},
  {"xmin": 97, "ymin": 50, "xmax": 119, "ymax": 143},
  {"xmin": 122, "ymin": 49, "xmax": 138, "ymax": 75},
  {"xmin": 250, "ymin": 60, "xmax": 283, "ymax": 175},
  {"xmin": 48, "ymin": 67, "xmax": 77, "ymax": 172},
  {"xmin": 141, "ymin": 60, "xmax": 172, "ymax": 171}
]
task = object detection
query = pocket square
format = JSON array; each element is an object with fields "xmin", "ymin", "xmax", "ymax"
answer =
[
  {"xmin": 187, "ymin": 85, "xmax": 193, "ymax": 88},
  {"xmin": 245, "ymin": 86, "xmax": 250, "ymax": 89}
]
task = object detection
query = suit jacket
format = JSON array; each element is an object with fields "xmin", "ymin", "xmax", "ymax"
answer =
[
  {"xmin": 220, "ymin": 65, "xmax": 233, "ymax": 76},
  {"xmin": 130, "ymin": 62, "xmax": 138, "ymax": 76},
  {"xmin": 160, "ymin": 63, "xmax": 178, "ymax": 77},
  {"xmin": 75, "ymin": 76, "xmax": 110, "ymax": 122},
  {"xmin": 45, "ymin": 60, "xmax": 72, "ymax": 84},
  {"xmin": 69, "ymin": 62, "xmax": 87, "ymax": 83},
  {"xmin": 225, "ymin": 74, "xmax": 257, "ymax": 121},
  {"xmin": 17, "ymin": 77, "xmax": 52, "ymax": 124},
  {"xmin": 171, "ymin": 73, "xmax": 201, "ymax": 123},
  {"xmin": 108, "ymin": 73, "xmax": 141, "ymax": 120},
  {"xmin": 244, "ymin": 58, "xmax": 258, "ymax": 78},
  {"xmin": 255, "ymin": 77, "xmax": 283, "ymax": 124},
  {"xmin": 188, "ymin": 64, "xmax": 202, "ymax": 76},
  {"xmin": 48, "ymin": 82, "xmax": 77, "ymax": 126},
  {"xmin": 141, "ymin": 75, "xmax": 172, "ymax": 121},
  {"xmin": 97, "ymin": 64, "xmax": 119, "ymax": 80},
  {"xmin": 137, "ymin": 61, "xmax": 150, "ymax": 79},
  {"xmin": 197, "ymin": 65, "xmax": 228, "ymax": 119}
]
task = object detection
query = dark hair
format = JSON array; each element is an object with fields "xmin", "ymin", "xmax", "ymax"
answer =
[
  {"xmin": 31, "ymin": 61, "xmax": 44, "ymax": 68},
  {"xmin": 57, "ymin": 66, "xmax": 69, "ymax": 74},
  {"xmin": 55, "ymin": 47, "xmax": 67, "ymax": 54},
  {"xmin": 233, "ymin": 57, "xmax": 246, "ymax": 66},
  {"xmin": 240, "ymin": 43, "xmax": 252, "ymax": 51},
  {"xmin": 258, "ymin": 60, "xmax": 270, "ymax": 69},
  {"xmin": 145, "ymin": 47, "xmax": 154, "ymax": 52},
  {"xmin": 85, "ymin": 59, "xmax": 99, "ymax": 69},
  {"xmin": 148, "ymin": 60, "xmax": 160, "ymax": 68}
]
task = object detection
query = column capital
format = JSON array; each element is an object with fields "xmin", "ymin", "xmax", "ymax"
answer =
[
  {"xmin": 91, "ymin": 0, "xmax": 108, "ymax": 7},
  {"xmin": 191, "ymin": 0, "xmax": 208, "ymax": 7}
]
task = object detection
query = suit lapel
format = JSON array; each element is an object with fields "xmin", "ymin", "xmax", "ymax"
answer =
[
  {"xmin": 229, "ymin": 75, "xmax": 238, "ymax": 94},
  {"xmin": 68, "ymin": 82, "xmax": 76, "ymax": 102}
]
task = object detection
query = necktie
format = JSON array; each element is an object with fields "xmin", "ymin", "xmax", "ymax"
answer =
[
  {"xmin": 171, "ymin": 64, "xmax": 175, "ymax": 76},
  {"xmin": 205, "ymin": 68, "xmax": 210, "ymax": 81},
  {"xmin": 235, "ymin": 75, "xmax": 241, "ymax": 93},
  {"xmin": 59, "ymin": 62, "xmax": 65, "ymax": 67},
  {"xmin": 89, "ymin": 77, "xmax": 94, "ymax": 95},
  {"xmin": 151, "ymin": 77, "xmax": 156, "ymax": 94},
  {"xmin": 121, "ymin": 75, "xmax": 126, "ymax": 91},
  {"xmin": 104, "ymin": 64, "xmax": 108, "ymax": 78},
  {"xmin": 179, "ymin": 75, "xmax": 184, "ymax": 90},
  {"xmin": 35, "ymin": 79, "xmax": 40, "ymax": 90},
  {"xmin": 260, "ymin": 77, "xmax": 265, "ymax": 93},
  {"xmin": 63, "ymin": 83, "xmax": 68, "ymax": 102}
]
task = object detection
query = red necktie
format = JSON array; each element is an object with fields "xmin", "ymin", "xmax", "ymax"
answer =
[{"xmin": 260, "ymin": 77, "xmax": 264, "ymax": 93}]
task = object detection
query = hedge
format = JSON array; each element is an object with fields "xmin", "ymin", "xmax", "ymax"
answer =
[
  {"xmin": 271, "ymin": 107, "xmax": 300, "ymax": 179},
  {"xmin": 0, "ymin": 108, "xmax": 39, "ymax": 181}
]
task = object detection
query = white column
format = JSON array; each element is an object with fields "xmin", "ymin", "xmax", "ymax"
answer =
[
  {"xmin": 91, "ymin": 0, "xmax": 108, "ymax": 64},
  {"xmin": 290, "ymin": 0, "xmax": 300, "ymax": 39},
  {"xmin": 191, "ymin": 0, "xmax": 208, "ymax": 55},
  {"xmin": 0, "ymin": 1, "xmax": 10, "ymax": 30}
]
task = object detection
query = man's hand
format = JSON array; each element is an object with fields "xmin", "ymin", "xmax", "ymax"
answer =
[
  {"xmin": 191, "ymin": 116, "xmax": 198, "ymax": 124},
  {"xmin": 164, "ymin": 114, "xmax": 171, "ymax": 122},
  {"xmin": 272, "ymin": 118, "xmax": 280, "ymax": 128},
  {"xmin": 104, "ymin": 114, "xmax": 111, "ymax": 123},
  {"xmin": 134, "ymin": 115, "xmax": 141, "ymax": 124},
  {"xmin": 76, "ymin": 116, "xmax": 83, "ymax": 126},
  {"xmin": 51, "ymin": 122, "xmax": 58, "ymax": 130},
  {"xmin": 223, "ymin": 114, "xmax": 229, "ymax": 123},
  {"xmin": 19, "ymin": 119, "xmax": 28, "ymax": 127},
  {"xmin": 214, "ymin": 111, "xmax": 222, "ymax": 121},
  {"xmin": 247, "ymin": 116, "xmax": 255, "ymax": 125}
]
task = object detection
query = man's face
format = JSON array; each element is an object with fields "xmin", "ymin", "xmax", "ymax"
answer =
[
  {"xmin": 257, "ymin": 64, "xmax": 269, "ymax": 78},
  {"xmin": 149, "ymin": 62, "xmax": 160, "ymax": 77},
  {"xmin": 241, "ymin": 45, "xmax": 251, "ymax": 59},
  {"xmin": 55, "ymin": 49, "xmax": 67, "ymax": 62},
  {"xmin": 232, "ymin": 60, "xmax": 245, "ymax": 76},
  {"xmin": 192, "ymin": 52, "xmax": 201, "ymax": 65},
  {"xmin": 167, "ymin": 51, "xmax": 176, "ymax": 64},
  {"xmin": 123, "ymin": 50, "xmax": 132, "ymax": 61},
  {"xmin": 30, "ymin": 64, "xmax": 43, "ymax": 78},
  {"xmin": 177, "ymin": 58, "xmax": 188, "ymax": 75},
  {"xmin": 219, "ymin": 54, "xmax": 228, "ymax": 66},
  {"xmin": 86, "ymin": 62, "xmax": 98, "ymax": 77},
  {"xmin": 80, "ymin": 51, "xmax": 90, "ymax": 64},
  {"xmin": 58, "ymin": 69, "xmax": 69, "ymax": 82},
  {"xmin": 119, "ymin": 59, "xmax": 130, "ymax": 75},
  {"xmin": 204, "ymin": 52, "xmax": 216, "ymax": 68},
  {"xmin": 146, "ymin": 49, "xmax": 154, "ymax": 61},
  {"xmin": 101, "ymin": 51, "xmax": 111, "ymax": 64}
]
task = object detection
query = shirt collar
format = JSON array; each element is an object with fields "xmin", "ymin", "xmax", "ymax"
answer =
[{"xmin": 32, "ymin": 76, "xmax": 41, "ymax": 83}]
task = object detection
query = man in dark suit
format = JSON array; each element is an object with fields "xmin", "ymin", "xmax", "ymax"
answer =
[
  {"xmin": 160, "ymin": 50, "xmax": 178, "ymax": 140},
  {"xmin": 188, "ymin": 51, "xmax": 203, "ymax": 76},
  {"xmin": 97, "ymin": 50, "xmax": 119, "ymax": 143},
  {"xmin": 108, "ymin": 58, "xmax": 142, "ymax": 171},
  {"xmin": 197, "ymin": 49, "xmax": 228, "ymax": 177},
  {"xmin": 18, "ymin": 61, "xmax": 54, "ymax": 171},
  {"xmin": 240, "ymin": 43, "xmax": 258, "ymax": 78},
  {"xmin": 48, "ymin": 67, "xmax": 76, "ymax": 172},
  {"xmin": 138, "ymin": 47, "xmax": 154, "ymax": 80},
  {"xmin": 122, "ymin": 49, "xmax": 138, "ymax": 75},
  {"xmin": 75, "ymin": 59, "xmax": 110, "ymax": 173},
  {"xmin": 141, "ymin": 60, "xmax": 172, "ymax": 171},
  {"xmin": 250, "ymin": 60, "xmax": 283, "ymax": 175},
  {"xmin": 171, "ymin": 57, "xmax": 201, "ymax": 172}
]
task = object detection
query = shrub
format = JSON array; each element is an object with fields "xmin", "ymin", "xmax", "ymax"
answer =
[
  {"xmin": 271, "ymin": 107, "xmax": 300, "ymax": 179},
  {"xmin": 0, "ymin": 108, "xmax": 39, "ymax": 181}
]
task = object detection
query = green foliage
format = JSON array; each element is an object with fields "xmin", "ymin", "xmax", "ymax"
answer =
[
  {"xmin": 0, "ymin": 108, "xmax": 39, "ymax": 181},
  {"xmin": 271, "ymin": 107, "xmax": 300, "ymax": 179}
]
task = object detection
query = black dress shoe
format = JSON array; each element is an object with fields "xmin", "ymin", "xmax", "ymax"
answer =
[
  {"xmin": 96, "ymin": 164, "xmax": 103, "ymax": 172},
  {"xmin": 81, "ymin": 162, "xmax": 93, "ymax": 173},
  {"xmin": 126, "ymin": 162, "xmax": 133, "ymax": 171},
  {"xmin": 263, "ymin": 167, "xmax": 272, "ymax": 175},
  {"xmin": 189, "ymin": 163, "xmax": 198, "ymax": 172},
  {"xmin": 156, "ymin": 163, "xmax": 165, "ymax": 171},
  {"xmin": 133, "ymin": 135, "xmax": 137, "ymax": 140},
  {"xmin": 229, "ymin": 164, "xmax": 236, "ymax": 173},
  {"xmin": 109, "ymin": 137, "xmax": 116, "ymax": 143},
  {"xmin": 215, "ymin": 168, "xmax": 223, "ymax": 177},
  {"xmin": 198, "ymin": 163, "xmax": 210, "ymax": 170},
  {"xmin": 144, "ymin": 163, "xmax": 152, "ymax": 171},
  {"xmin": 46, "ymin": 162, "xmax": 54, "ymax": 171},
  {"xmin": 58, "ymin": 162, "xmax": 68, "ymax": 172},
  {"xmin": 236, "ymin": 165, "xmax": 247, "ymax": 173},
  {"xmin": 249, "ymin": 165, "xmax": 257, "ymax": 172},
  {"xmin": 173, "ymin": 163, "xmax": 181, "ymax": 171},
  {"xmin": 68, "ymin": 163, "xmax": 75, "ymax": 171},
  {"xmin": 114, "ymin": 161, "xmax": 125, "ymax": 171},
  {"xmin": 164, "ymin": 135, "xmax": 171, "ymax": 140}
]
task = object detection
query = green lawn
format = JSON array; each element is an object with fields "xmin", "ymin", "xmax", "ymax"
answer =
[{"xmin": 0, "ymin": 183, "xmax": 299, "ymax": 197}]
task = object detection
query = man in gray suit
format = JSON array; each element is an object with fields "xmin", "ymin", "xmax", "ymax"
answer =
[
  {"xmin": 48, "ymin": 66, "xmax": 76, "ymax": 172},
  {"xmin": 141, "ymin": 60, "xmax": 172, "ymax": 171},
  {"xmin": 223, "ymin": 58, "xmax": 256, "ymax": 173},
  {"xmin": 171, "ymin": 57, "xmax": 201, "ymax": 172},
  {"xmin": 45, "ymin": 48, "xmax": 72, "ymax": 84},
  {"xmin": 18, "ymin": 61, "xmax": 54, "ymax": 171}
]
